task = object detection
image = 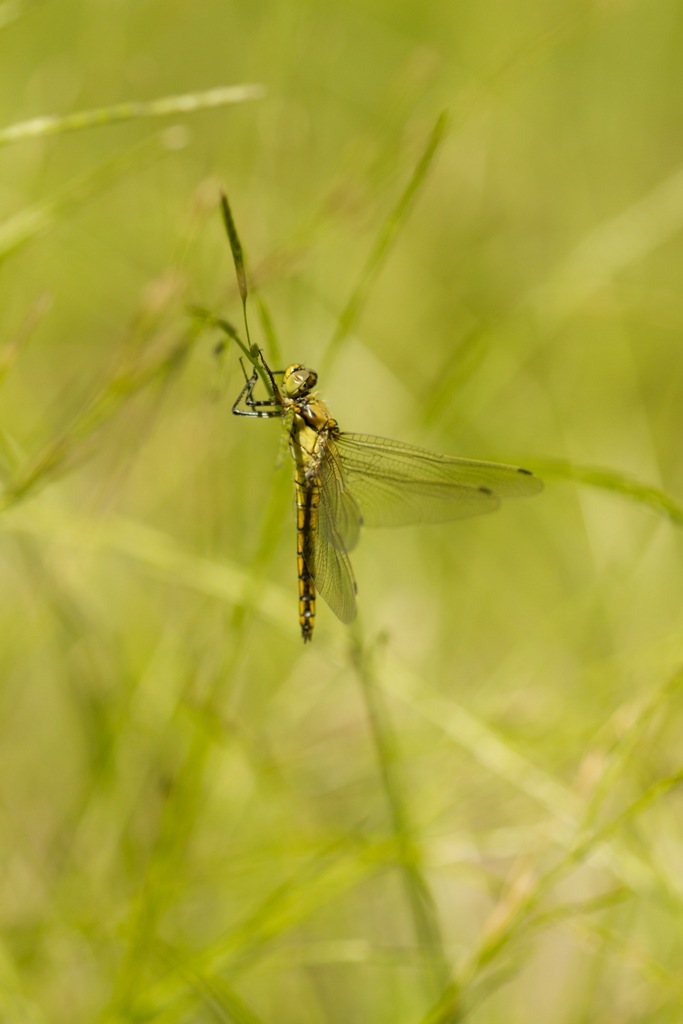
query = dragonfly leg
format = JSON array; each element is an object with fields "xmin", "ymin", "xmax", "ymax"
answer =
[
  {"xmin": 256, "ymin": 349, "xmax": 281, "ymax": 398},
  {"xmin": 232, "ymin": 365, "xmax": 281, "ymax": 418}
]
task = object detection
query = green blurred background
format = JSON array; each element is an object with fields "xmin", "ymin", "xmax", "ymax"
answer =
[{"xmin": 1, "ymin": 1, "xmax": 683, "ymax": 1021}]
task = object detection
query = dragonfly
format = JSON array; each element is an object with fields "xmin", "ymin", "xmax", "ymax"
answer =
[{"xmin": 233, "ymin": 349, "xmax": 542, "ymax": 642}]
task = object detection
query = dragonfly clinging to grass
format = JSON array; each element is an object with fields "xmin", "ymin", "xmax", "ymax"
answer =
[{"xmin": 214, "ymin": 194, "xmax": 542, "ymax": 643}]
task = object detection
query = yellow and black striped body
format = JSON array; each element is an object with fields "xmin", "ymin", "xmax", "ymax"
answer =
[
  {"xmin": 294, "ymin": 470, "xmax": 320, "ymax": 643},
  {"xmin": 288, "ymin": 392, "xmax": 337, "ymax": 643},
  {"xmin": 233, "ymin": 353, "xmax": 542, "ymax": 643}
]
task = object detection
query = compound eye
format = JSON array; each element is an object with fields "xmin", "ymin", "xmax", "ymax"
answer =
[{"xmin": 283, "ymin": 364, "xmax": 316, "ymax": 396}]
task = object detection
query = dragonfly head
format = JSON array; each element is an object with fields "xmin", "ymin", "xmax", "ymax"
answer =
[{"xmin": 282, "ymin": 364, "xmax": 317, "ymax": 398}]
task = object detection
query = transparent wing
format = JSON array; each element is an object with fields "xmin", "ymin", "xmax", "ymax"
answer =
[
  {"xmin": 318, "ymin": 441, "xmax": 364, "ymax": 551},
  {"xmin": 304, "ymin": 459, "xmax": 358, "ymax": 624},
  {"xmin": 335, "ymin": 433, "xmax": 542, "ymax": 527},
  {"xmin": 302, "ymin": 431, "xmax": 540, "ymax": 624}
]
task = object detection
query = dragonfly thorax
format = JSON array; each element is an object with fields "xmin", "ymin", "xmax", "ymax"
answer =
[
  {"xmin": 293, "ymin": 397, "xmax": 338, "ymax": 436},
  {"xmin": 282, "ymin": 364, "xmax": 317, "ymax": 398},
  {"xmin": 232, "ymin": 346, "xmax": 542, "ymax": 644}
]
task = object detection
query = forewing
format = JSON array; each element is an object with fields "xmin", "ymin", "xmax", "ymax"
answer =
[{"xmin": 335, "ymin": 433, "xmax": 542, "ymax": 527}]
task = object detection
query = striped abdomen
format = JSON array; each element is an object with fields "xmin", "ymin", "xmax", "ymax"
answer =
[
  {"xmin": 295, "ymin": 471, "xmax": 321, "ymax": 643},
  {"xmin": 288, "ymin": 396, "xmax": 335, "ymax": 643}
]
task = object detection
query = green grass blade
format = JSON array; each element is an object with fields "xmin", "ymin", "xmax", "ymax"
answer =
[
  {"xmin": 3, "ymin": 504, "xmax": 293, "ymax": 652},
  {"xmin": 0, "ymin": 329, "xmax": 194, "ymax": 512},
  {"xmin": 0, "ymin": 293, "xmax": 51, "ymax": 384},
  {"xmin": 532, "ymin": 458, "xmax": 683, "ymax": 526},
  {"xmin": 175, "ymin": 968, "xmax": 269, "ymax": 1024},
  {"xmin": 208, "ymin": 193, "xmax": 280, "ymax": 396},
  {"xmin": 0, "ymin": 83, "xmax": 265, "ymax": 148},
  {"xmin": 120, "ymin": 843, "xmax": 381, "ymax": 1021},
  {"xmin": 221, "ymin": 192, "xmax": 249, "ymax": 305},
  {"xmin": 350, "ymin": 633, "xmax": 453, "ymax": 1000},
  {"xmin": 321, "ymin": 111, "xmax": 448, "ymax": 375}
]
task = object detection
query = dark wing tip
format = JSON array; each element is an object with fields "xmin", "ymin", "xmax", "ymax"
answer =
[{"xmin": 516, "ymin": 467, "xmax": 544, "ymax": 494}]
